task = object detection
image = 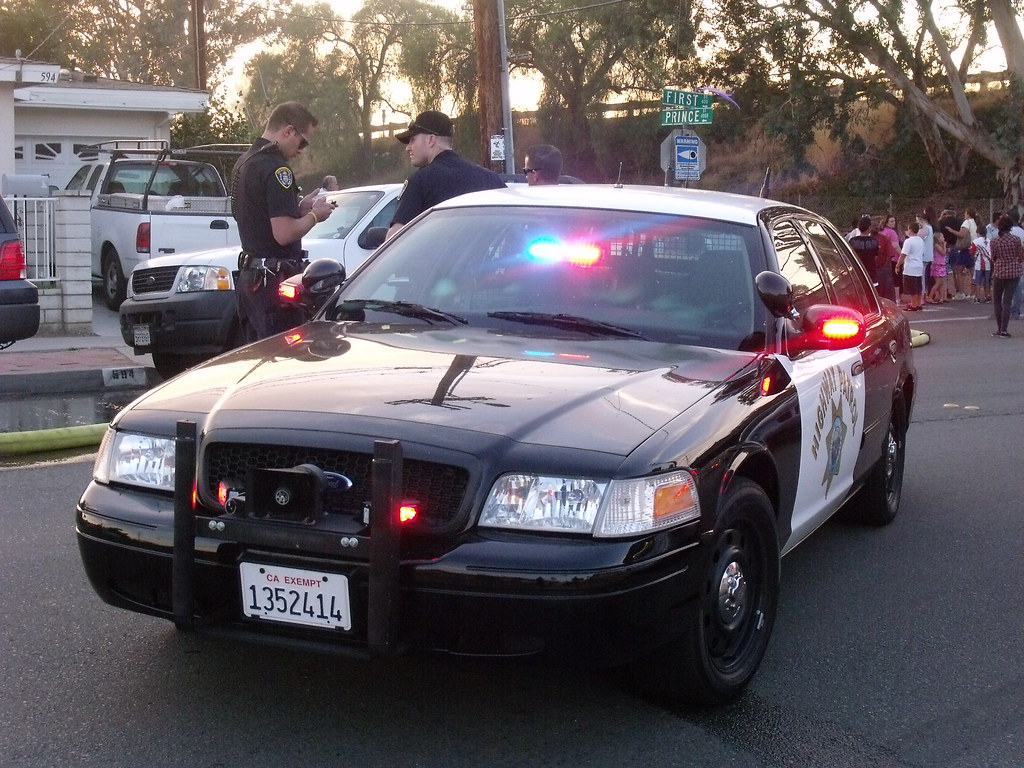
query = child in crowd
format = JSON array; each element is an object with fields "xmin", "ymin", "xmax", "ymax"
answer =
[
  {"xmin": 927, "ymin": 234, "xmax": 947, "ymax": 304},
  {"xmin": 897, "ymin": 221, "xmax": 925, "ymax": 311},
  {"xmin": 971, "ymin": 236, "xmax": 991, "ymax": 303}
]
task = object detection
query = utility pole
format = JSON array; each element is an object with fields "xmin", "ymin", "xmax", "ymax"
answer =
[
  {"xmin": 472, "ymin": 0, "xmax": 504, "ymax": 170},
  {"xmin": 191, "ymin": 0, "xmax": 207, "ymax": 91}
]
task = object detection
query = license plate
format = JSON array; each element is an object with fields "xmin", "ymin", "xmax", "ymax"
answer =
[
  {"xmin": 132, "ymin": 324, "xmax": 151, "ymax": 346},
  {"xmin": 239, "ymin": 562, "xmax": 351, "ymax": 630}
]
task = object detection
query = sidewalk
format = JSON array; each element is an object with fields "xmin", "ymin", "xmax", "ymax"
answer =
[
  {"xmin": 1, "ymin": 295, "xmax": 159, "ymax": 455},
  {"xmin": 0, "ymin": 295, "xmax": 158, "ymax": 396}
]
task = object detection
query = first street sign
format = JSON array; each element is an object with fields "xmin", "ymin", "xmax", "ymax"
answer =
[
  {"xmin": 662, "ymin": 89, "xmax": 712, "ymax": 109},
  {"xmin": 660, "ymin": 107, "xmax": 713, "ymax": 126}
]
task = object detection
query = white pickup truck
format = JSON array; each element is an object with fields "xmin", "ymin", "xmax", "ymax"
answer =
[
  {"xmin": 65, "ymin": 141, "xmax": 244, "ymax": 309},
  {"xmin": 119, "ymin": 183, "xmax": 401, "ymax": 379}
]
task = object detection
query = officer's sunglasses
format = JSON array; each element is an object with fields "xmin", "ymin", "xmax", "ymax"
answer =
[{"xmin": 292, "ymin": 126, "xmax": 310, "ymax": 150}]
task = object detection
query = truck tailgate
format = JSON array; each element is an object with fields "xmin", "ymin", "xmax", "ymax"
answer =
[{"xmin": 147, "ymin": 208, "xmax": 240, "ymax": 256}]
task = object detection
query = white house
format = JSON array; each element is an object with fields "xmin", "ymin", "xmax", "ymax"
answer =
[
  {"xmin": 5, "ymin": 59, "xmax": 211, "ymax": 189},
  {"xmin": 1, "ymin": 57, "xmax": 212, "ymax": 335}
]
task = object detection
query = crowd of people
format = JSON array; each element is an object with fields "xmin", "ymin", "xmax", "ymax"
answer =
[{"xmin": 847, "ymin": 204, "xmax": 1024, "ymax": 337}]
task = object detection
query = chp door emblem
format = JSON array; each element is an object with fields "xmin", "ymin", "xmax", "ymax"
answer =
[{"xmin": 810, "ymin": 364, "xmax": 859, "ymax": 497}]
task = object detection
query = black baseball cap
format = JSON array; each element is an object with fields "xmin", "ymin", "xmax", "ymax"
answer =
[{"xmin": 396, "ymin": 111, "xmax": 454, "ymax": 144}]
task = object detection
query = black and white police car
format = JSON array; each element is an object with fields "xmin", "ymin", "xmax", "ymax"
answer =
[{"xmin": 77, "ymin": 185, "xmax": 916, "ymax": 704}]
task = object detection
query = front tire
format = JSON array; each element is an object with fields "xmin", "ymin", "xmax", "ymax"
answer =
[
  {"xmin": 630, "ymin": 478, "xmax": 779, "ymax": 705},
  {"xmin": 102, "ymin": 248, "xmax": 127, "ymax": 310}
]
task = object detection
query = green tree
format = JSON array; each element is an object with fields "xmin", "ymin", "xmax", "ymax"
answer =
[
  {"xmin": 1, "ymin": 0, "xmax": 282, "ymax": 88},
  {"xmin": 508, "ymin": 0, "xmax": 695, "ymax": 179},
  {"xmin": 703, "ymin": 0, "xmax": 1024, "ymax": 190},
  {"xmin": 238, "ymin": 0, "xmax": 471, "ymax": 181}
]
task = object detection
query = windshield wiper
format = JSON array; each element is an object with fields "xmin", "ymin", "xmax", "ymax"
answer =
[
  {"xmin": 339, "ymin": 299, "xmax": 468, "ymax": 325},
  {"xmin": 487, "ymin": 311, "xmax": 648, "ymax": 339}
]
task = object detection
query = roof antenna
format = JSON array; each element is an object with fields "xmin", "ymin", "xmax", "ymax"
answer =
[{"xmin": 614, "ymin": 162, "xmax": 624, "ymax": 188}]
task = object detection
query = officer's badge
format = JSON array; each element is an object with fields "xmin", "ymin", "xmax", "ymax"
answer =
[{"xmin": 275, "ymin": 167, "xmax": 294, "ymax": 188}]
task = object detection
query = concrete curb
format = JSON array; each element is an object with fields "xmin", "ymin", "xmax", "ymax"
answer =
[{"xmin": 0, "ymin": 365, "xmax": 159, "ymax": 395}]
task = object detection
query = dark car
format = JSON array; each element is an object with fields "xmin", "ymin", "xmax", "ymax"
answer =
[
  {"xmin": 0, "ymin": 194, "xmax": 40, "ymax": 348},
  {"xmin": 77, "ymin": 185, "xmax": 915, "ymax": 704}
]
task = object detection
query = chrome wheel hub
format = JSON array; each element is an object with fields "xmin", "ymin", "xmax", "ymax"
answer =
[{"xmin": 717, "ymin": 560, "xmax": 748, "ymax": 626}]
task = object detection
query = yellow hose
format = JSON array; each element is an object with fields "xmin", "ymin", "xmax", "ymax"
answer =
[{"xmin": 0, "ymin": 423, "xmax": 106, "ymax": 457}]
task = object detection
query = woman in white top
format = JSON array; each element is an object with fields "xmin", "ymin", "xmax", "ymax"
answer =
[
  {"xmin": 950, "ymin": 207, "xmax": 980, "ymax": 299},
  {"xmin": 917, "ymin": 207, "xmax": 936, "ymax": 296}
]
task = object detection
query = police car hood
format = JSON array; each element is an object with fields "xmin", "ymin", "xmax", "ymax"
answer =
[{"xmin": 119, "ymin": 322, "xmax": 758, "ymax": 456}]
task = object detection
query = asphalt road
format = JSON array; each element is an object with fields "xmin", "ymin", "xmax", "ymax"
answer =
[{"xmin": 1, "ymin": 302, "xmax": 1022, "ymax": 767}]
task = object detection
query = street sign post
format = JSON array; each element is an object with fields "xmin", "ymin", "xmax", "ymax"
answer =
[
  {"xmin": 674, "ymin": 131, "xmax": 706, "ymax": 181},
  {"xmin": 660, "ymin": 107, "xmax": 713, "ymax": 126},
  {"xmin": 662, "ymin": 89, "xmax": 712, "ymax": 109}
]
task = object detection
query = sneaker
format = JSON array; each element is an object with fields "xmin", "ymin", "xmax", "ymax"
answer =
[
  {"xmin": 1000, "ymin": 331, "xmax": 1012, "ymax": 338},
  {"xmin": 955, "ymin": 292, "xmax": 966, "ymax": 300}
]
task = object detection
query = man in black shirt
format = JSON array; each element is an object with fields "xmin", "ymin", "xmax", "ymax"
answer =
[
  {"xmin": 937, "ymin": 206, "xmax": 963, "ymax": 298},
  {"xmin": 849, "ymin": 214, "xmax": 893, "ymax": 299},
  {"xmin": 386, "ymin": 110, "xmax": 505, "ymax": 240},
  {"xmin": 231, "ymin": 101, "xmax": 336, "ymax": 341}
]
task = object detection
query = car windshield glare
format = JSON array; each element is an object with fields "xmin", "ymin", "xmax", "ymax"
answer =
[
  {"xmin": 331, "ymin": 206, "xmax": 766, "ymax": 351},
  {"xmin": 308, "ymin": 190, "xmax": 383, "ymax": 240}
]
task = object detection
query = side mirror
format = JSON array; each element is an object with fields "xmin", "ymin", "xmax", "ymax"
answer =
[
  {"xmin": 755, "ymin": 271, "xmax": 797, "ymax": 319},
  {"xmin": 357, "ymin": 226, "xmax": 388, "ymax": 250}
]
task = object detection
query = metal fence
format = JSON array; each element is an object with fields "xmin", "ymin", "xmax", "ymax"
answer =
[{"xmin": 9, "ymin": 197, "xmax": 58, "ymax": 281}]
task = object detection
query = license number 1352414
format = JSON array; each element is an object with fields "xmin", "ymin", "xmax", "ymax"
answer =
[{"xmin": 239, "ymin": 562, "xmax": 351, "ymax": 630}]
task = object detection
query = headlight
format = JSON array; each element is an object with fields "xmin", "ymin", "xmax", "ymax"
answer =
[
  {"xmin": 177, "ymin": 265, "xmax": 232, "ymax": 293},
  {"xmin": 479, "ymin": 470, "xmax": 700, "ymax": 537},
  {"xmin": 479, "ymin": 475, "xmax": 607, "ymax": 532},
  {"xmin": 93, "ymin": 428, "xmax": 176, "ymax": 491}
]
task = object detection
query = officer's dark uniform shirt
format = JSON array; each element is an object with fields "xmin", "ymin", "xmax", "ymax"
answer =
[
  {"xmin": 231, "ymin": 137, "xmax": 302, "ymax": 260},
  {"xmin": 391, "ymin": 150, "xmax": 505, "ymax": 227}
]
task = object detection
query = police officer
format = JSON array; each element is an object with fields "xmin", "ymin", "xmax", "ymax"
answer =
[
  {"xmin": 385, "ymin": 110, "xmax": 505, "ymax": 241},
  {"xmin": 523, "ymin": 144, "xmax": 562, "ymax": 186},
  {"xmin": 231, "ymin": 101, "xmax": 336, "ymax": 342}
]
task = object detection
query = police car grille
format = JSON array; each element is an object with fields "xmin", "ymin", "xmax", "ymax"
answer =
[
  {"xmin": 204, "ymin": 443, "xmax": 470, "ymax": 528},
  {"xmin": 131, "ymin": 266, "xmax": 179, "ymax": 294}
]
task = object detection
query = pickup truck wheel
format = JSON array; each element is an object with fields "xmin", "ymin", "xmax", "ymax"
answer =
[
  {"xmin": 152, "ymin": 352, "xmax": 206, "ymax": 380},
  {"xmin": 101, "ymin": 249, "xmax": 127, "ymax": 310},
  {"xmin": 628, "ymin": 478, "xmax": 779, "ymax": 705}
]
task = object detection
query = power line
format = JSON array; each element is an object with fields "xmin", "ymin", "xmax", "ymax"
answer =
[{"xmin": 233, "ymin": 0, "xmax": 632, "ymax": 29}]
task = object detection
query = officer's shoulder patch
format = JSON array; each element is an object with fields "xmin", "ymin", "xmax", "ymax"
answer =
[{"xmin": 275, "ymin": 167, "xmax": 294, "ymax": 188}]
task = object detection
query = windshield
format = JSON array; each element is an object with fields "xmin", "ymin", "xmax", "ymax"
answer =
[
  {"xmin": 308, "ymin": 190, "xmax": 384, "ymax": 241},
  {"xmin": 327, "ymin": 206, "xmax": 767, "ymax": 351}
]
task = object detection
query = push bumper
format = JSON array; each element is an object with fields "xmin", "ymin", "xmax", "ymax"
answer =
[{"xmin": 76, "ymin": 428, "xmax": 702, "ymax": 667}]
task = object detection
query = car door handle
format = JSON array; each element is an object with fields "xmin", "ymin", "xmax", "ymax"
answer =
[{"xmin": 210, "ymin": 220, "xmax": 229, "ymax": 230}]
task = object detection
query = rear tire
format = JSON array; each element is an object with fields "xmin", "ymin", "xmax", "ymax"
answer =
[
  {"xmin": 850, "ymin": 398, "xmax": 907, "ymax": 526},
  {"xmin": 630, "ymin": 478, "xmax": 779, "ymax": 705},
  {"xmin": 102, "ymin": 249, "xmax": 127, "ymax": 310}
]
